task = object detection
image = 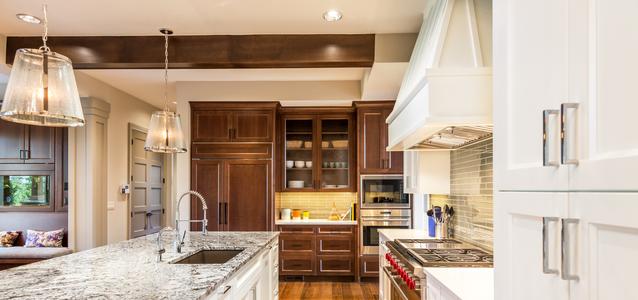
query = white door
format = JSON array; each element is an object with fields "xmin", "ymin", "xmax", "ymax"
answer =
[
  {"xmin": 568, "ymin": 193, "xmax": 638, "ymax": 300},
  {"xmin": 494, "ymin": 192, "xmax": 569, "ymax": 300},
  {"xmin": 129, "ymin": 124, "xmax": 164, "ymax": 238},
  {"xmin": 493, "ymin": 0, "xmax": 569, "ymax": 191},
  {"xmin": 566, "ymin": 0, "xmax": 638, "ymax": 191}
]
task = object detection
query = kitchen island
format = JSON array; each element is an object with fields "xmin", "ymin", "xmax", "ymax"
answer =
[{"xmin": 0, "ymin": 231, "xmax": 279, "ymax": 300}]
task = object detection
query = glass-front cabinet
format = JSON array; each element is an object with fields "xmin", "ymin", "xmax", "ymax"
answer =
[{"xmin": 281, "ymin": 110, "xmax": 355, "ymax": 192}]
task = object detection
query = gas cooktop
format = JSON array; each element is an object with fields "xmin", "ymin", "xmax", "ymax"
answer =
[{"xmin": 392, "ymin": 238, "xmax": 493, "ymax": 268}]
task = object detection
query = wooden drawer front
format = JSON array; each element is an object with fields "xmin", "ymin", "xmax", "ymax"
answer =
[
  {"xmin": 360, "ymin": 255, "xmax": 380, "ymax": 277},
  {"xmin": 280, "ymin": 255, "xmax": 315, "ymax": 275},
  {"xmin": 191, "ymin": 143, "xmax": 272, "ymax": 159},
  {"xmin": 317, "ymin": 236, "xmax": 353, "ymax": 254},
  {"xmin": 279, "ymin": 226, "xmax": 315, "ymax": 234},
  {"xmin": 280, "ymin": 235, "xmax": 315, "ymax": 252},
  {"xmin": 316, "ymin": 225, "xmax": 354, "ymax": 235},
  {"xmin": 317, "ymin": 255, "xmax": 354, "ymax": 275}
]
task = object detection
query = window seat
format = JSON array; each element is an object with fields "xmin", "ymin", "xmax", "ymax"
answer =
[{"xmin": 0, "ymin": 246, "xmax": 72, "ymax": 270}]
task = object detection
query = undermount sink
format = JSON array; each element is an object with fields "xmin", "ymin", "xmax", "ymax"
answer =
[{"xmin": 172, "ymin": 249, "xmax": 244, "ymax": 264}]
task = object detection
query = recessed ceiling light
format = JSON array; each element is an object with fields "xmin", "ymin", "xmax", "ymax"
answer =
[
  {"xmin": 16, "ymin": 13, "xmax": 42, "ymax": 24},
  {"xmin": 323, "ymin": 10, "xmax": 342, "ymax": 22}
]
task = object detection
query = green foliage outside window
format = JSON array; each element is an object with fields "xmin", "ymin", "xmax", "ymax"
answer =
[{"xmin": 2, "ymin": 176, "xmax": 49, "ymax": 207}]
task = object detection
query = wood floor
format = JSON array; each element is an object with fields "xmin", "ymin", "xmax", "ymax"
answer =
[{"xmin": 279, "ymin": 281, "xmax": 379, "ymax": 300}]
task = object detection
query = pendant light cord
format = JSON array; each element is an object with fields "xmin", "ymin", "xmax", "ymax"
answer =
[
  {"xmin": 163, "ymin": 32, "xmax": 169, "ymax": 112},
  {"xmin": 40, "ymin": 4, "xmax": 50, "ymax": 53}
]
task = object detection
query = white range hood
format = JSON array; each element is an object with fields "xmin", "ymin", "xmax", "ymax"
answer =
[{"xmin": 386, "ymin": 0, "xmax": 492, "ymax": 151}]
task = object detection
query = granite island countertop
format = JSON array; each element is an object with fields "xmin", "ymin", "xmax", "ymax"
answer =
[{"xmin": 0, "ymin": 231, "xmax": 279, "ymax": 300}]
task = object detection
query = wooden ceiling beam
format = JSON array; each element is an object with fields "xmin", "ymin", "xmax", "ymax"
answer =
[{"xmin": 5, "ymin": 34, "xmax": 375, "ymax": 69}]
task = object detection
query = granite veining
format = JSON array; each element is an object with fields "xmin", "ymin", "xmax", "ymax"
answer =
[{"xmin": 0, "ymin": 231, "xmax": 279, "ymax": 300}]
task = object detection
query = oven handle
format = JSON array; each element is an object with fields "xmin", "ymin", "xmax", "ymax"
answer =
[
  {"xmin": 361, "ymin": 218, "xmax": 411, "ymax": 223},
  {"xmin": 383, "ymin": 266, "xmax": 411, "ymax": 300}
]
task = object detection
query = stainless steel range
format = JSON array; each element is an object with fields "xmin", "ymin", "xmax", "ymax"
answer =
[{"xmin": 381, "ymin": 238, "xmax": 493, "ymax": 300}]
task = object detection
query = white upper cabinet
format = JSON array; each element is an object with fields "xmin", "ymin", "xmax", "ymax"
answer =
[
  {"xmin": 566, "ymin": 0, "xmax": 638, "ymax": 191},
  {"xmin": 493, "ymin": 0, "xmax": 570, "ymax": 191}
]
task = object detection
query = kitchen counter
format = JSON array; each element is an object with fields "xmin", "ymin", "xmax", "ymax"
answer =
[
  {"xmin": 378, "ymin": 229, "xmax": 493, "ymax": 300},
  {"xmin": 0, "ymin": 231, "xmax": 278, "ymax": 300},
  {"xmin": 275, "ymin": 219, "xmax": 357, "ymax": 225}
]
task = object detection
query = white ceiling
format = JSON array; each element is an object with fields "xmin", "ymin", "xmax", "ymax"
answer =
[
  {"xmin": 81, "ymin": 68, "xmax": 368, "ymax": 108},
  {"xmin": 1, "ymin": 1, "xmax": 425, "ymax": 107},
  {"xmin": 0, "ymin": 0, "xmax": 428, "ymax": 36}
]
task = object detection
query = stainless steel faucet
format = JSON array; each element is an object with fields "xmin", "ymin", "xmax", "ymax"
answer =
[
  {"xmin": 155, "ymin": 227, "xmax": 172, "ymax": 262},
  {"xmin": 175, "ymin": 191, "xmax": 208, "ymax": 253}
]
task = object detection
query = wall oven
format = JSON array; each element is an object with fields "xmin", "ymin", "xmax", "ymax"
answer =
[
  {"xmin": 360, "ymin": 175, "xmax": 410, "ymax": 209},
  {"xmin": 360, "ymin": 209, "xmax": 411, "ymax": 255}
]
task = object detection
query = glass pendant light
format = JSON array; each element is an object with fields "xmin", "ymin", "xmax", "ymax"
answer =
[
  {"xmin": 144, "ymin": 29, "xmax": 187, "ymax": 153},
  {"xmin": 1, "ymin": 4, "xmax": 84, "ymax": 127}
]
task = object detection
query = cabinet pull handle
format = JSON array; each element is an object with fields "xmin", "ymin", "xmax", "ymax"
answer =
[
  {"xmin": 219, "ymin": 285, "xmax": 231, "ymax": 295},
  {"xmin": 561, "ymin": 218, "xmax": 579, "ymax": 280},
  {"xmin": 560, "ymin": 103, "xmax": 579, "ymax": 165},
  {"xmin": 225, "ymin": 203, "xmax": 229, "ymax": 225},
  {"xmin": 542, "ymin": 217, "xmax": 559, "ymax": 274},
  {"xmin": 218, "ymin": 203, "xmax": 223, "ymax": 225},
  {"xmin": 19, "ymin": 150, "xmax": 24, "ymax": 160},
  {"xmin": 542, "ymin": 110, "xmax": 560, "ymax": 166}
]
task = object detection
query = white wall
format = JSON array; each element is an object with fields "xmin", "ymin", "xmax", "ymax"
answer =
[{"xmin": 73, "ymin": 71, "xmax": 158, "ymax": 243}]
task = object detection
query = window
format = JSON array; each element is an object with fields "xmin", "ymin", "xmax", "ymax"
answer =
[{"xmin": 1, "ymin": 175, "xmax": 51, "ymax": 208}]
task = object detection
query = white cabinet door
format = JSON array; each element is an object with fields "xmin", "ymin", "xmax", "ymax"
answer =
[
  {"xmin": 493, "ymin": 0, "xmax": 569, "ymax": 191},
  {"xmin": 404, "ymin": 151, "xmax": 419, "ymax": 194},
  {"xmin": 566, "ymin": 0, "xmax": 638, "ymax": 191},
  {"xmin": 568, "ymin": 193, "xmax": 638, "ymax": 300},
  {"xmin": 494, "ymin": 192, "xmax": 569, "ymax": 300}
]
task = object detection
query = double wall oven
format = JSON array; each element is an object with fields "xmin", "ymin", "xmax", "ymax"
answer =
[{"xmin": 360, "ymin": 175, "xmax": 412, "ymax": 255}]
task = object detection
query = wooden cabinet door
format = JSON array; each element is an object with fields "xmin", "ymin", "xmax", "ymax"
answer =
[
  {"xmin": 191, "ymin": 110, "xmax": 232, "ymax": 142},
  {"xmin": 190, "ymin": 160, "xmax": 223, "ymax": 231},
  {"xmin": 232, "ymin": 110, "xmax": 274, "ymax": 142},
  {"xmin": 26, "ymin": 126, "xmax": 55, "ymax": 164},
  {"xmin": 568, "ymin": 193, "xmax": 638, "ymax": 300},
  {"xmin": 494, "ymin": 192, "xmax": 569, "ymax": 300},
  {"xmin": 225, "ymin": 159, "xmax": 271, "ymax": 231},
  {"xmin": 317, "ymin": 255, "xmax": 354, "ymax": 275},
  {"xmin": 318, "ymin": 115, "xmax": 355, "ymax": 191},
  {"xmin": 493, "ymin": 0, "xmax": 569, "ymax": 191},
  {"xmin": 383, "ymin": 109, "xmax": 403, "ymax": 173},
  {"xmin": 360, "ymin": 255, "xmax": 379, "ymax": 277},
  {"xmin": 566, "ymin": 0, "xmax": 638, "ymax": 191},
  {"xmin": 358, "ymin": 109, "xmax": 385, "ymax": 173},
  {"xmin": 0, "ymin": 120, "xmax": 25, "ymax": 164}
]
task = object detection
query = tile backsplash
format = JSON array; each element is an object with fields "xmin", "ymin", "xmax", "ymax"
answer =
[
  {"xmin": 275, "ymin": 192, "xmax": 357, "ymax": 219},
  {"xmin": 430, "ymin": 139, "xmax": 493, "ymax": 250}
]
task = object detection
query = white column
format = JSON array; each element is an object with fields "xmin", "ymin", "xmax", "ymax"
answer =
[{"xmin": 69, "ymin": 97, "xmax": 111, "ymax": 251}]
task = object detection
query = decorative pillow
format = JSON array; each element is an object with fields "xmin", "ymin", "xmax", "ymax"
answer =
[
  {"xmin": 24, "ymin": 229, "xmax": 64, "ymax": 248},
  {"xmin": 0, "ymin": 231, "xmax": 20, "ymax": 247}
]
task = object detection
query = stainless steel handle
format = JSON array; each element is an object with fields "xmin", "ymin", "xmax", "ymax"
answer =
[
  {"xmin": 543, "ymin": 109, "xmax": 560, "ymax": 166},
  {"xmin": 561, "ymin": 103, "xmax": 579, "ymax": 165},
  {"xmin": 542, "ymin": 217, "xmax": 559, "ymax": 274},
  {"xmin": 219, "ymin": 285, "xmax": 231, "ymax": 295},
  {"xmin": 561, "ymin": 218, "xmax": 579, "ymax": 280}
]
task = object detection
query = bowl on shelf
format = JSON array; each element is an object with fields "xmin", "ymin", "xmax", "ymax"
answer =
[
  {"xmin": 294, "ymin": 161, "xmax": 305, "ymax": 168},
  {"xmin": 303, "ymin": 141, "xmax": 312, "ymax": 148},
  {"xmin": 288, "ymin": 180, "xmax": 305, "ymax": 188},
  {"xmin": 286, "ymin": 160, "xmax": 294, "ymax": 168},
  {"xmin": 332, "ymin": 140, "xmax": 348, "ymax": 148},
  {"xmin": 305, "ymin": 161, "xmax": 312, "ymax": 168},
  {"xmin": 286, "ymin": 140, "xmax": 303, "ymax": 149}
]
